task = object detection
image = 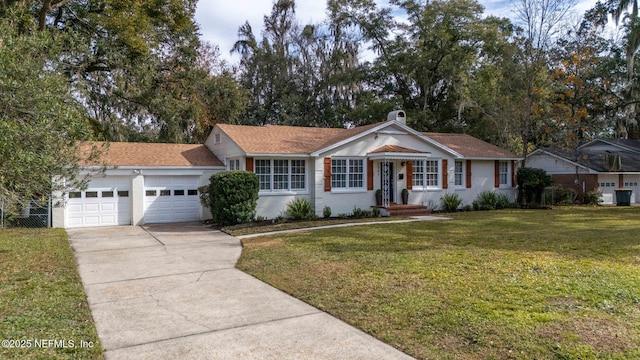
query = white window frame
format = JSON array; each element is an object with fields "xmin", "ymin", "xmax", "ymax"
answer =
[
  {"xmin": 454, "ymin": 160, "xmax": 464, "ymax": 188},
  {"xmin": 413, "ymin": 160, "xmax": 440, "ymax": 190},
  {"xmin": 331, "ymin": 157, "xmax": 365, "ymax": 191},
  {"xmin": 255, "ymin": 158, "xmax": 307, "ymax": 193},
  {"xmin": 227, "ymin": 158, "xmax": 241, "ymax": 170},
  {"xmin": 499, "ymin": 161, "xmax": 509, "ymax": 187}
]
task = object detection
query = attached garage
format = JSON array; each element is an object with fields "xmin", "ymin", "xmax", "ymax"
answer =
[
  {"xmin": 53, "ymin": 142, "xmax": 224, "ymax": 228},
  {"xmin": 143, "ymin": 176, "xmax": 201, "ymax": 223},
  {"xmin": 66, "ymin": 176, "xmax": 132, "ymax": 228}
]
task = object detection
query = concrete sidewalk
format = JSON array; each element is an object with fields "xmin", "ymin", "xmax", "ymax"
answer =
[{"xmin": 68, "ymin": 223, "xmax": 414, "ymax": 359}]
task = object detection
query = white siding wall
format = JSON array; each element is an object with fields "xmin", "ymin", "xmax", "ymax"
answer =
[
  {"xmin": 205, "ymin": 129, "xmax": 245, "ymax": 168},
  {"xmin": 409, "ymin": 160, "xmax": 516, "ymax": 210},
  {"xmin": 255, "ymin": 194, "xmax": 312, "ymax": 219},
  {"xmin": 308, "ymin": 129, "xmax": 517, "ymax": 214},
  {"xmin": 526, "ymin": 152, "xmax": 589, "ymax": 175}
]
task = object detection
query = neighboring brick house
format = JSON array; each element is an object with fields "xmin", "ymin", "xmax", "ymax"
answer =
[
  {"xmin": 53, "ymin": 111, "xmax": 521, "ymax": 228},
  {"xmin": 527, "ymin": 138, "xmax": 640, "ymax": 205}
]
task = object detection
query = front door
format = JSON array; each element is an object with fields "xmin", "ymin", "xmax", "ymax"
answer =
[{"xmin": 380, "ymin": 162, "xmax": 395, "ymax": 203}]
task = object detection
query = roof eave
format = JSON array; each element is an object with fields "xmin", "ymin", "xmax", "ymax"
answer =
[
  {"xmin": 310, "ymin": 121, "xmax": 464, "ymax": 157},
  {"xmin": 80, "ymin": 165, "xmax": 226, "ymax": 170},
  {"xmin": 464, "ymin": 157, "xmax": 524, "ymax": 161},
  {"xmin": 245, "ymin": 153, "xmax": 310, "ymax": 158},
  {"xmin": 367, "ymin": 152, "xmax": 432, "ymax": 160}
]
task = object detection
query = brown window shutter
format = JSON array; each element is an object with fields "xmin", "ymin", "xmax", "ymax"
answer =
[
  {"xmin": 246, "ymin": 157, "xmax": 254, "ymax": 172},
  {"xmin": 367, "ymin": 159, "xmax": 374, "ymax": 190},
  {"xmin": 465, "ymin": 160, "xmax": 472, "ymax": 188},
  {"xmin": 494, "ymin": 160, "xmax": 500, "ymax": 188},
  {"xmin": 512, "ymin": 160, "xmax": 517, "ymax": 187},
  {"xmin": 442, "ymin": 159, "xmax": 448, "ymax": 189},
  {"xmin": 324, "ymin": 157, "xmax": 332, "ymax": 192},
  {"xmin": 406, "ymin": 161, "xmax": 413, "ymax": 190},
  {"xmin": 619, "ymin": 174, "xmax": 624, "ymax": 188}
]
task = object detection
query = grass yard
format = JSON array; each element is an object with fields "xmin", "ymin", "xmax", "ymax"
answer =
[
  {"xmin": 238, "ymin": 207, "xmax": 640, "ymax": 359},
  {"xmin": 0, "ymin": 229, "xmax": 103, "ymax": 359}
]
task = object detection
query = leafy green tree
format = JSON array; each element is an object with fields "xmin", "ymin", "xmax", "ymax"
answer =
[
  {"xmin": 547, "ymin": 10, "xmax": 623, "ymax": 149},
  {"xmin": 605, "ymin": 0, "xmax": 640, "ymax": 135},
  {"xmin": 0, "ymin": 23, "xmax": 101, "ymax": 211},
  {"xmin": 2, "ymin": 0, "xmax": 245, "ymax": 143}
]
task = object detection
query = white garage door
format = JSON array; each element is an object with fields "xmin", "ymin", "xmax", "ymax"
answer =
[
  {"xmin": 144, "ymin": 176, "xmax": 201, "ymax": 223},
  {"xmin": 66, "ymin": 177, "xmax": 132, "ymax": 228}
]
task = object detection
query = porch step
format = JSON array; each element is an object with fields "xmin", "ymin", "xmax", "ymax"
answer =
[{"xmin": 378, "ymin": 204, "xmax": 432, "ymax": 217}]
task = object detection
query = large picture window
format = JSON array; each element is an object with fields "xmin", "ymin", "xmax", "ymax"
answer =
[
  {"xmin": 255, "ymin": 159, "xmax": 306, "ymax": 192},
  {"xmin": 331, "ymin": 158, "xmax": 364, "ymax": 190},
  {"xmin": 413, "ymin": 160, "xmax": 439, "ymax": 189}
]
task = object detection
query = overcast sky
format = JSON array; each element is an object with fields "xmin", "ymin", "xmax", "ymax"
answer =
[{"xmin": 195, "ymin": 0, "xmax": 599, "ymax": 64}]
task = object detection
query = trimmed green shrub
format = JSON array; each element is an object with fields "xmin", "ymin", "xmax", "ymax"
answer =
[
  {"xmin": 474, "ymin": 191, "xmax": 498, "ymax": 210},
  {"xmin": 583, "ymin": 190, "xmax": 603, "ymax": 205},
  {"xmin": 286, "ymin": 198, "xmax": 315, "ymax": 220},
  {"xmin": 323, "ymin": 206, "xmax": 332, "ymax": 219},
  {"xmin": 208, "ymin": 171, "xmax": 259, "ymax": 226},
  {"xmin": 352, "ymin": 207, "xmax": 373, "ymax": 218},
  {"xmin": 496, "ymin": 193, "xmax": 516, "ymax": 209},
  {"xmin": 517, "ymin": 167, "xmax": 552, "ymax": 205},
  {"xmin": 441, "ymin": 193, "xmax": 462, "ymax": 212}
]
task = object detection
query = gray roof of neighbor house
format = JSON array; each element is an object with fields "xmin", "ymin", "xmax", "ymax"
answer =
[
  {"xmin": 580, "ymin": 138, "xmax": 640, "ymax": 154},
  {"xmin": 216, "ymin": 122, "xmax": 519, "ymax": 159},
  {"xmin": 79, "ymin": 142, "xmax": 224, "ymax": 167},
  {"xmin": 538, "ymin": 146, "xmax": 640, "ymax": 172}
]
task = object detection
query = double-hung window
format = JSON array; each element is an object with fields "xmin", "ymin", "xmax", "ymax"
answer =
[
  {"xmin": 413, "ymin": 160, "xmax": 440, "ymax": 189},
  {"xmin": 454, "ymin": 160, "xmax": 464, "ymax": 187},
  {"xmin": 255, "ymin": 159, "xmax": 272, "ymax": 191},
  {"xmin": 228, "ymin": 158, "xmax": 240, "ymax": 170},
  {"xmin": 331, "ymin": 158, "xmax": 364, "ymax": 190},
  {"xmin": 499, "ymin": 161, "xmax": 509, "ymax": 186},
  {"xmin": 255, "ymin": 159, "xmax": 306, "ymax": 192}
]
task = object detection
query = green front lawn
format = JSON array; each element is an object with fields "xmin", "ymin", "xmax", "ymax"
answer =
[
  {"xmin": 238, "ymin": 207, "xmax": 640, "ymax": 359},
  {"xmin": 0, "ymin": 229, "xmax": 103, "ymax": 359}
]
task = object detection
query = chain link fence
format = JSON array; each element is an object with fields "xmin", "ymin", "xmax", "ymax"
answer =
[{"xmin": 0, "ymin": 198, "xmax": 51, "ymax": 228}]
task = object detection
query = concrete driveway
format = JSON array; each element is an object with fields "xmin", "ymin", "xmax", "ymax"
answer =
[{"xmin": 68, "ymin": 223, "xmax": 413, "ymax": 359}]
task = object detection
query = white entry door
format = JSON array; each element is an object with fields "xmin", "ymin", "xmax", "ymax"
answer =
[
  {"xmin": 66, "ymin": 176, "xmax": 132, "ymax": 228},
  {"xmin": 143, "ymin": 176, "xmax": 201, "ymax": 223}
]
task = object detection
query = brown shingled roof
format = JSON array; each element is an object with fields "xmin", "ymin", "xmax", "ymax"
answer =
[
  {"xmin": 423, "ymin": 133, "xmax": 518, "ymax": 159},
  {"xmin": 80, "ymin": 142, "xmax": 223, "ymax": 167},
  {"xmin": 218, "ymin": 122, "xmax": 383, "ymax": 154}
]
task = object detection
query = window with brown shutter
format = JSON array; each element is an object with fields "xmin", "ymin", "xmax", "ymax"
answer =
[
  {"xmin": 367, "ymin": 159, "xmax": 374, "ymax": 190},
  {"xmin": 442, "ymin": 159, "xmax": 448, "ymax": 189},
  {"xmin": 246, "ymin": 157, "xmax": 254, "ymax": 172}
]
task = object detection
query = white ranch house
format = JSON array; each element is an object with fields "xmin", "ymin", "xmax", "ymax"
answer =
[{"xmin": 53, "ymin": 112, "xmax": 521, "ymax": 228}]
